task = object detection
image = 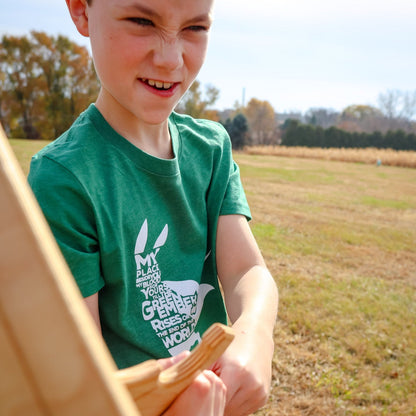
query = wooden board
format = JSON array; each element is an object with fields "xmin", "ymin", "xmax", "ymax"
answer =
[
  {"xmin": 0, "ymin": 315, "xmax": 44, "ymax": 416},
  {"xmin": 117, "ymin": 322, "xmax": 234, "ymax": 416},
  {"xmin": 0, "ymin": 125, "xmax": 140, "ymax": 416}
]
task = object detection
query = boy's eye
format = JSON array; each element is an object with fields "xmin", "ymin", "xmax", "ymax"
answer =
[
  {"xmin": 127, "ymin": 17, "xmax": 154, "ymax": 27},
  {"xmin": 186, "ymin": 25, "xmax": 209, "ymax": 33}
]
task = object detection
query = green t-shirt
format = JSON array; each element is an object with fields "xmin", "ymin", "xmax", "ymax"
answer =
[{"xmin": 28, "ymin": 105, "xmax": 251, "ymax": 369}]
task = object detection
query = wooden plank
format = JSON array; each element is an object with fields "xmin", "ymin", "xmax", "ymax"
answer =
[
  {"xmin": 0, "ymin": 315, "xmax": 43, "ymax": 416},
  {"xmin": 0, "ymin": 125, "xmax": 140, "ymax": 416},
  {"xmin": 116, "ymin": 323, "xmax": 234, "ymax": 416}
]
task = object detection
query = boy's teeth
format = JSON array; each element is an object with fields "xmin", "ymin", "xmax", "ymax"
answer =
[{"xmin": 143, "ymin": 79, "xmax": 173, "ymax": 89}]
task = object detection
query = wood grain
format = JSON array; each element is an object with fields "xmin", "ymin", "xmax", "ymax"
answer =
[
  {"xmin": 0, "ymin": 125, "xmax": 140, "ymax": 416},
  {"xmin": 116, "ymin": 323, "xmax": 234, "ymax": 416}
]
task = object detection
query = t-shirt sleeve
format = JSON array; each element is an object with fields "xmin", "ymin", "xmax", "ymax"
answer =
[
  {"xmin": 219, "ymin": 158, "xmax": 251, "ymax": 220},
  {"xmin": 28, "ymin": 155, "xmax": 104, "ymax": 297},
  {"xmin": 216, "ymin": 125, "xmax": 251, "ymax": 220}
]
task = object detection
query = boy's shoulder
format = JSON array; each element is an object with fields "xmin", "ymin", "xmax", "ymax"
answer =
[
  {"xmin": 170, "ymin": 112, "xmax": 230, "ymax": 147},
  {"xmin": 29, "ymin": 105, "xmax": 108, "ymax": 189},
  {"xmin": 33, "ymin": 105, "xmax": 101, "ymax": 164}
]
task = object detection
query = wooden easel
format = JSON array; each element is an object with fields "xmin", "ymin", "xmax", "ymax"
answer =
[{"xmin": 0, "ymin": 125, "xmax": 233, "ymax": 416}]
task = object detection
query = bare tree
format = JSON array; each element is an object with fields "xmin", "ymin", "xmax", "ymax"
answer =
[
  {"xmin": 402, "ymin": 90, "xmax": 416, "ymax": 121},
  {"xmin": 305, "ymin": 107, "xmax": 339, "ymax": 129},
  {"xmin": 378, "ymin": 89, "xmax": 401, "ymax": 120},
  {"xmin": 175, "ymin": 80, "xmax": 220, "ymax": 121},
  {"xmin": 377, "ymin": 89, "xmax": 416, "ymax": 132}
]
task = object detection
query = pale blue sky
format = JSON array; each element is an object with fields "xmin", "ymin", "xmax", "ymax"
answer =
[{"xmin": 1, "ymin": 0, "xmax": 416, "ymax": 114}]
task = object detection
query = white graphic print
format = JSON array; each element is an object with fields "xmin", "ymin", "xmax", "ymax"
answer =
[{"xmin": 134, "ymin": 219, "xmax": 214, "ymax": 355}]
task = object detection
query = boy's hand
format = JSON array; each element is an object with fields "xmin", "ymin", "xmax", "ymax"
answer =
[
  {"xmin": 159, "ymin": 352, "xmax": 227, "ymax": 416},
  {"xmin": 162, "ymin": 370, "xmax": 227, "ymax": 416},
  {"xmin": 210, "ymin": 321, "xmax": 274, "ymax": 416}
]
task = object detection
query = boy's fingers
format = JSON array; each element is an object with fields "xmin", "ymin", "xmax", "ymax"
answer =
[
  {"xmin": 215, "ymin": 361, "xmax": 269, "ymax": 416},
  {"xmin": 158, "ymin": 351, "xmax": 190, "ymax": 370}
]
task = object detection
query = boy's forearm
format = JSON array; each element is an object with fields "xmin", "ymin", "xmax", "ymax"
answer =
[
  {"xmin": 222, "ymin": 264, "xmax": 278, "ymax": 337},
  {"xmin": 214, "ymin": 264, "xmax": 278, "ymax": 415},
  {"xmin": 84, "ymin": 292, "xmax": 102, "ymax": 332}
]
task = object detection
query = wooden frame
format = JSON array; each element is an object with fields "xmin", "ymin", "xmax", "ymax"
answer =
[{"xmin": 0, "ymin": 125, "xmax": 140, "ymax": 415}]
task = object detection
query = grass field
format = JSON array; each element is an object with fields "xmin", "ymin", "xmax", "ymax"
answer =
[
  {"xmin": 233, "ymin": 153, "xmax": 416, "ymax": 415},
  {"xmin": 10, "ymin": 140, "xmax": 416, "ymax": 415}
]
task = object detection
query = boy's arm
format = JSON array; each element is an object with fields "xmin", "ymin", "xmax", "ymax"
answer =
[
  {"xmin": 214, "ymin": 214, "xmax": 278, "ymax": 416},
  {"xmin": 84, "ymin": 293, "xmax": 102, "ymax": 331}
]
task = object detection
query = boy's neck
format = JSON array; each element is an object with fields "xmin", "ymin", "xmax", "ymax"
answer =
[
  {"xmin": 124, "ymin": 124, "xmax": 174, "ymax": 160},
  {"xmin": 95, "ymin": 93, "xmax": 174, "ymax": 160}
]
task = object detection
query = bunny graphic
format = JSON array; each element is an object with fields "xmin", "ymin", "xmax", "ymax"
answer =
[{"xmin": 134, "ymin": 219, "xmax": 214, "ymax": 355}]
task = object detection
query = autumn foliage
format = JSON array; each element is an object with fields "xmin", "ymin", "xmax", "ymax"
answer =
[{"xmin": 0, "ymin": 31, "xmax": 99, "ymax": 140}]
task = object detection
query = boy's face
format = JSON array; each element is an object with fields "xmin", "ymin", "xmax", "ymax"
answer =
[{"xmin": 74, "ymin": 0, "xmax": 214, "ymax": 126}]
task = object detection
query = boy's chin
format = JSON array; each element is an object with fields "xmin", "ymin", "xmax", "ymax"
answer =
[
  {"xmin": 138, "ymin": 110, "xmax": 175, "ymax": 126},
  {"xmin": 139, "ymin": 102, "xmax": 182, "ymax": 125}
]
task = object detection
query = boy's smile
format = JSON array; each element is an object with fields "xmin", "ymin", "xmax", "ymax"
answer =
[
  {"xmin": 141, "ymin": 79, "xmax": 176, "ymax": 91},
  {"xmin": 67, "ymin": 0, "xmax": 214, "ymax": 144},
  {"xmin": 140, "ymin": 78, "xmax": 180, "ymax": 98}
]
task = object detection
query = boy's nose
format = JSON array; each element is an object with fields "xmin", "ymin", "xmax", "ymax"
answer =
[{"xmin": 153, "ymin": 37, "xmax": 184, "ymax": 71}]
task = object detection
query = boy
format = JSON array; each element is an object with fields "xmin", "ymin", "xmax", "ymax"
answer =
[{"xmin": 28, "ymin": 0, "xmax": 278, "ymax": 415}]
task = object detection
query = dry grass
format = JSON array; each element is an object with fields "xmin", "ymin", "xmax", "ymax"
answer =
[
  {"xmin": 10, "ymin": 140, "xmax": 416, "ymax": 415},
  {"xmin": 9, "ymin": 139, "xmax": 51, "ymax": 175},
  {"xmin": 234, "ymin": 154, "xmax": 416, "ymax": 415},
  {"xmin": 245, "ymin": 146, "xmax": 416, "ymax": 169}
]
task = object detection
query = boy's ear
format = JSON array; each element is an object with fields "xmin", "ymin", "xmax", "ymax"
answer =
[{"xmin": 65, "ymin": 0, "xmax": 90, "ymax": 37}]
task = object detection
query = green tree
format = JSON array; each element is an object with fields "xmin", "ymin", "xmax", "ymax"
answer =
[
  {"xmin": 223, "ymin": 113, "xmax": 249, "ymax": 149},
  {"xmin": 281, "ymin": 119, "xmax": 301, "ymax": 146},
  {"xmin": 0, "ymin": 31, "xmax": 99, "ymax": 140}
]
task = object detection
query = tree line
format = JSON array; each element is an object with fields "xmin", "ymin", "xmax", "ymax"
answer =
[
  {"xmin": 221, "ymin": 98, "xmax": 416, "ymax": 150},
  {"xmin": 280, "ymin": 119, "xmax": 416, "ymax": 151},
  {"xmin": 2, "ymin": 32, "xmax": 415, "ymax": 152},
  {"xmin": 180, "ymin": 86, "xmax": 416, "ymax": 151}
]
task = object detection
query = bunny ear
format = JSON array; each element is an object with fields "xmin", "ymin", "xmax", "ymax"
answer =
[
  {"xmin": 135, "ymin": 219, "xmax": 148, "ymax": 254},
  {"xmin": 153, "ymin": 224, "xmax": 168, "ymax": 249}
]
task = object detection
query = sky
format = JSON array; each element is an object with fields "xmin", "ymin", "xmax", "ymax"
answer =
[{"xmin": 1, "ymin": 0, "xmax": 416, "ymax": 114}]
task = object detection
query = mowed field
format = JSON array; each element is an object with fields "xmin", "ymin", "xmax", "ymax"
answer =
[
  {"xmin": 233, "ymin": 153, "xmax": 416, "ymax": 416},
  {"xmin": 11, "ymin": 140, "xmax": 416, "ymax": 415}
]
